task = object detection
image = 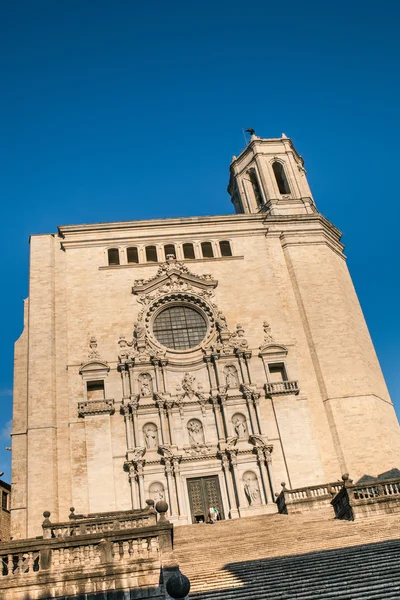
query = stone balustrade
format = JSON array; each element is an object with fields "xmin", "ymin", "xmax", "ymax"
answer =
[
  {"xmin": 276, "ymin": 481, "xmax": 342, "ymax": 514},
  {"xmin": 265, "ymin": 380, "xmax": 299, "ymax": 395},
  {"xmin": 332, "ymin": 476, "xmax": 400, "ymax": 520},
  {"xmin": 77, "ymin": 398, "xmax": 115, "ymax": 416},
  {"xmin": 43, "ymin": 506, "xmax": 157, "ymax": 538},
  {"xmin": 0, "ymin": 503, "xmax": 177, "ymax": 600}
]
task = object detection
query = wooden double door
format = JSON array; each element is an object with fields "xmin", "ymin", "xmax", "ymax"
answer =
[{"xmin": 187, "ymin": 475, "xmax": 224, "ymax": 523}]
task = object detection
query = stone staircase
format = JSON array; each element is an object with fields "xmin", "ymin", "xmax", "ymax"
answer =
[{"xmin": 173, "ymin": 511, "xmax": 400, "ymax": 599}]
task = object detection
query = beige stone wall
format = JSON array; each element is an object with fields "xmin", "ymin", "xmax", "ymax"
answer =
[{"xmin": 11, "ymin": 209, "xmax": 400, "ymax": 537}]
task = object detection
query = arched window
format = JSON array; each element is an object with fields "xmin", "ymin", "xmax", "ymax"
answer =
[
  {"xmin": 164, "ymin": 244, "xmax": 176, "ymax": 259},
  {"xmin": 108, "ymin": 248, "xmax": 120, "ymax": 266},
  {"xmin": 127, "ymin": 247, "xmax": 139, "ymax": 264},
  {"xmin": 183, "ymin": 243, "xmax": 195, "ymax": 259},
  {"xmin": 272, "ymin": 162, "xmax": 291, "ymax": 195},
  {"xmin": 146, "ymin": 246, "xmax": 158, "ymax": 262},
  {"xmin": 219, "ymin": 241, "xmax": 232, "ymax": 257},
  {"xmin": 248, "ymin": 169, "xmax": 263, "ymax": 207},
  {"xmin": 201, "ymin": 242, "xmax": 214, "ymax": 258}
]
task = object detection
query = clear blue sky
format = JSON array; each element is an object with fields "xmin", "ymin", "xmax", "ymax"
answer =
[{"xmin": 1, "ymin": 0, "xmax": 399, "ymax": 481}]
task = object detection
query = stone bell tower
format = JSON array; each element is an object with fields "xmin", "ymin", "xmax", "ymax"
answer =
[{"xmin": 228, "ymin": 132, "xmax": 316, "ymax": 215}]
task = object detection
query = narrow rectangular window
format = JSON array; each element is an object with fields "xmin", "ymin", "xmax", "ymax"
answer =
[
  {"xmin": 219, "ymin": 241, "xmax": 232, "ymax": 257},
  {"xmin": 127, "ymin": 247, "xmax": 139, "ymax": 264},
  {"xmin": 87, "ymin": 380, "xmax": 105, "ymax": 400},
  {"xmin": 146, "ymin": 246, "xmax": 158, "ymax": 262},
  {"xmin": 183, "ymin": 243, "xmax": 195, "ymax": 259},
  {"xmin": 268, "ymin": 364, "xmax": 287, "ymax": 382},
  {"xmin": 201, "ymin": 242, "xmax": 214, "ymax": 258},
  {"xmin": 108, "ymin": 248, "xmax": 120, "ymax": 266},
  {"xmin": 2, "ymin": 491, "xmax": 8, "ymax": 511}
]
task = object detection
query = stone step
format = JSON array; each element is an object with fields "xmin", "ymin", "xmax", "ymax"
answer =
[{"xmin": 174, "ymin": 513, "xmax": 400, "ymax": 599}]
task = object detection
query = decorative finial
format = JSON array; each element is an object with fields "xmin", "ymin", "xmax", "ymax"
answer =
[{"xmin": 246, "ymin": 128, "xmax": 255, "ymax": 135}]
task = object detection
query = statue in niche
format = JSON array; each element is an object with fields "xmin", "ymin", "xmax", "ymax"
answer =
[
  {"xmin": 143, "ymin": 423, "xmax": 158, "ymax": 450},
  {"xmin": 232, "ymin": 413, "xmax": 247, "ymax": 439},
  {"xmin": 182, "ymin": 373, "xmax": 195, "ymax": 397},
  {"xmin": 224, "ymin": 365, "xmax": 239, "ymax": 388},
  {"xmin": 138, "ymin": 373, "xmax": 153, "ymax": 397},
  {"xmin": 187, "ymin": 419, "xmax": 205, "ymax": 445},
  {"xmin": 149, "ymin": 482, "xmax": 165, "ymax": 502},
  {"xmin": 243, "ymin": 471, "xmax": 261, "ymax": 506}
]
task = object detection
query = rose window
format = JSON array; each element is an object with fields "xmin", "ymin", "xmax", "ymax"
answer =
[{"xmin": 152, "ymin": 306, "xmax": 207, "ymax": 350}]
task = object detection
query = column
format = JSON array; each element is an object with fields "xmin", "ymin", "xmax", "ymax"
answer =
[
  {"xmin": 256, "ymin": 448, "xmax": 272, "ymax": 504},
  {"xmin": 236, "ymin": 353, "xmax": 247, "ymax": 384},
  {"xmin": 244, "ymin": 352, "xmax": 253, "ymax": 384},
  {"xmin": 127, "ymin": 464, "xmax": 139, "ymax": 510},
  {"xmin": 253, "ymin": 393, "xmax": 262, "ymax": 434},
  {"xmin": 120, "ymin": 366, "xmax": 130, "ymax": 398},
  {"xmin": 160, "ymin": 360, "xmax": 168, "ymax": 392},
  {"xmin": 165, "ymin": 459, "xmax": 178, "ymax": 517},
  {"xmin": 204, "ymin": 355, "xmax": 216, "ymax": 389},
  {"xmin": 172, "ymin": 458, "xmax": 186, "ymax": 517},
  {"xmin": 212, "ymin": 354, "xmax": 221, "ymax": 387},
  {"xmin": 264, "ymin": 447, "xmax": 277, "ymax": 499},
  {"xmin": 218, "ymin": 394, "xmax": 229, "ymax": 439},
  {"xmin": 156, "ymin": 397, "xmax": 167, "ymax": 444},
  {"xmin": 131, "ymin": 396, "xmax": 139, "ymax": 447},
  {"xmin": 137, "ymin": 460, "xmax": 146, "ymax": 508},
  {"xmin": 165, "ymin": 401, "xmax": 174, "ymax": 445},
  {"xmin": 212, "ymin": 398, "xmax": 223, "ymax": 440},
  {"xmin": 244, "ymin": 392, "xmax": 256, "ymax": 434},
  {"xmin": 122, "ymin": 403, "xmax": 134, "ymax": 451},
  {"xmin": 228, "ymin": 450, "xmax": 245, "ymax": 509},
  {"xmin": 221, "ymin": 454, "xmax": 238, "ymax": 518}
]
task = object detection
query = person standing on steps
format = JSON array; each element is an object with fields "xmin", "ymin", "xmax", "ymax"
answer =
[{"xmin": 208, "ymin": 506, "xmax": 219, "ymax": 523}]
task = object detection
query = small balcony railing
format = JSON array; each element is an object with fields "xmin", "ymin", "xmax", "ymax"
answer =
[{"xmin": 265, "ymin": 380, "xmax": 299, "ymax": 396}]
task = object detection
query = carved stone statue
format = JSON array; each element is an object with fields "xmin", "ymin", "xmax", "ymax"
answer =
[
  {"xmin": 232, "ymin": 414, "xmax": 247, "ymax": 439},
  {"xmin": 138, "ymin": 373, "xmax": 153, "ymax": 397},
  {"xmin": 216, "ymin": 311, "xmax": 229, "ymax": 333},
  {"xmin": 262, "ymin": 321, "xmax": 274, "ymax": 344},
  {"xmin": 224, "ymin": 365, "xmax": 239, "ymax": 388},
  {"xmin": 149, "ymin": 482, "xmax": 165, "ymax": 502},
  {"xmin": 143, "ymin": 423, "xmax": 158, "ymax": 450},
  {"xmin": 187, "ymin": 419, "xmax": 204, "ymax": 445},
  {"xmin": 243, "ymin": 471, "xmax": 261, "ymax": 506},
  {"xmin": 134, "ymin": 317, "xmax": 146, "ymax": 341},
  {"xmin": 182, "ymin": 373, "xmax": 195, "ymax": 397},
  {"xmin": 88, "ymin": 336, "xmax": 101, "ymax": 360}
]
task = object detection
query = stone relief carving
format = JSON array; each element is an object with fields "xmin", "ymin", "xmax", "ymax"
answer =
[
  {"xmin": 138, "ymin": 372, "xmax": 153, "ymax": 397},
  {"xmin": 88, "ymin": 336, "xmax": 101, "ymax": 360},
  {"xmin": 259, "ymin": 321, "xmax": 275, "ymax": 351},
  {"xmin": 143, "ymin": 423, "xmax": 158, "ymax": 450},
  {"xmin": 187, "ymin": 419, "xmax": 205, "ymax": 445},
  {"xmin": 243, "ymin": 471, "xmax": 261, "ymax": 506},
  {"xmin": 182, "ymin": 373, "xmax": 196, "ymax": 398},
  {"xmin": 232, "ymin": 413, "xmax": 247, "ymax": 439},
  {"xmin": 149, "ymin": 482, "xmax": 165, "ymax": 502}
]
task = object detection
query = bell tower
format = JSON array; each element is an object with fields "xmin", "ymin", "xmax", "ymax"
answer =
[{"xmin": 228, "ymin": 132, "xmax": 316, "ymax": 215}]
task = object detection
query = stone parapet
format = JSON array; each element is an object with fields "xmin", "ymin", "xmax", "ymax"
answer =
[
  {"xmin": 276, "ymin": 481, "xmax": 342, "ymax": 514},
  {"xmin": 0, "ymin": 506, "xmax": 174, "ymax": 600},
  {"xmin": 332, "ymin": 476, "xmax": 400, "ymax": 520}
]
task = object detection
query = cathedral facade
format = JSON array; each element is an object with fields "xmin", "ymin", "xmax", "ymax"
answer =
[{"xmin": 11, "ymin": 133, "xmax": 400, "ymax": 539}]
